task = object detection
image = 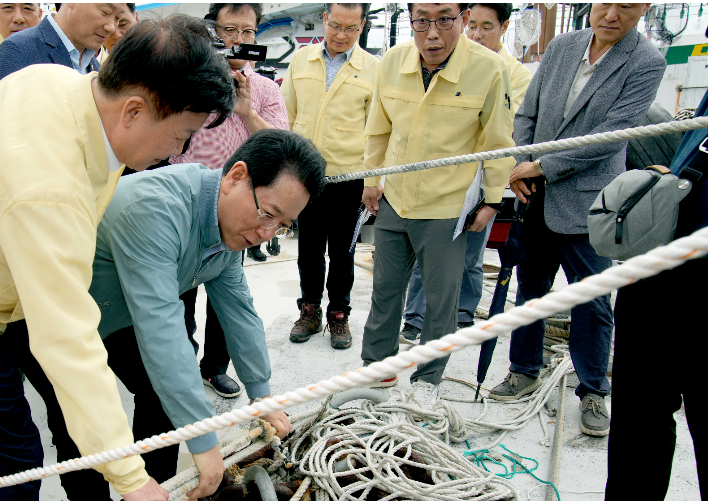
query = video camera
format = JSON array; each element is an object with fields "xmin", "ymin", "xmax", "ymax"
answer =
[{"xmin": 206, "ymin": 22, "xmax": 267, "ymax": 89}]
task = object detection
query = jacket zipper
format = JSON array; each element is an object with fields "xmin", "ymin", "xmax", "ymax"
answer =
[{"xmin": 192, "ymin": 252, "xmax": 222, "ymax": 286}]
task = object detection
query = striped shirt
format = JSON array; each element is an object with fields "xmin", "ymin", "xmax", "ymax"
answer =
[{"xmin": 170, "ymin": 63, "xmax": 288, "ymax": 170}]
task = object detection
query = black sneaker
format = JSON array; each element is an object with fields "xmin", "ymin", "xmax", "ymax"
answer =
[
  {"xmin": 247, "ymin": 246, "xmax": 267, "ymax": 262},
  {"xmin": 399, "ymin": 323, "xmax": 421, "ymax": 344},
  {"xmin": 202, "ymin": 374, "xmax": 242, "ymax": 398},
  {"xmin": 579, "ymin": 394, "xmax": 610, "ymax": 437},
  {"xmin": 457, "ymin": 320, "xmax": 474, "ymax": 330}
]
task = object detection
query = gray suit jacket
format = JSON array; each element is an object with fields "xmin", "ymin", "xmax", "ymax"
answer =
[{"xmin": 513, "ymin": 28, "xmax": 666, "ymax": 234}]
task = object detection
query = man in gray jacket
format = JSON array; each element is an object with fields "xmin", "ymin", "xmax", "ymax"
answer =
[
  {"xmin": 489, "ymin": 3, "xmax": 666, "ymax": 438},
  {"xmin": 23, "ymin": 130, "xmax": 325, "ymax": 501}
]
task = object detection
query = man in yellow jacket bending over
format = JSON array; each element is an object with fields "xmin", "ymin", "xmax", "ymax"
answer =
[
  {"xmin": 0, "ymin": 16, "xmax": 234, "ymax": 501},
  {"xmin": 282, "ymin": 3, "xmax": 379, "ymax": 350},
  {"xmin": 360, "ymin": 3, "xmax": 515, "ymax": 408}
]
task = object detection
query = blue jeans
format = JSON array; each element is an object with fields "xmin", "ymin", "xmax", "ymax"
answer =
[
  {"xmin": 509, "ymin": 223, "xmax": 613, "ymax": 398},
  {"xmin": 403, "ymin": 219, "xmax": 493, "ymax": 328}
]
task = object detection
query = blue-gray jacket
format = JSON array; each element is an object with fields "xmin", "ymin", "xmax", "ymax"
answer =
[{"xmin": 89, "ymin": 164, "xmax": 271, "ymax": 454}]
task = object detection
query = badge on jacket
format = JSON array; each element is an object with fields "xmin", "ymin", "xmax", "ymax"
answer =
[{"xmin": 505, "ymin": 93, "xmax": 511, "ymax": 110}]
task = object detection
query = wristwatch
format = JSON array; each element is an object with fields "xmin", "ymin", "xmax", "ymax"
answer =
[{"xmin": 533, "ymin": 158, "xmax": 544, "ymax": 176}]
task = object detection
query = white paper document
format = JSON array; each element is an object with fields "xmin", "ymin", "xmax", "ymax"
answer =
[
  {"xmin": 350, "ymin": 207, "xmax": 373, "ymax": 252},
  {"xmin": 453, "ymin": 161, "xmax": 485, "ymax": 240}
]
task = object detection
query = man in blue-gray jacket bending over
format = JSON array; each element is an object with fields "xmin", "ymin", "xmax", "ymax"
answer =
[{"xmin": 23, "ymin": 129, "xmax": 325, "ymax": 501}]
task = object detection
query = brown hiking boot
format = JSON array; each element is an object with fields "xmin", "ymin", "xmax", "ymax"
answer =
[
  {"xmin": 327, "ymin": 311, "xmax": 352, "ymax": 349},
  {"xmin": 289, "ymin": 303, "xmax": 322, "ymax": 343}
]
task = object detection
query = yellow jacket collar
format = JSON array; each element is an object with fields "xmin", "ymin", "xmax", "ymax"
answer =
[
  {"xmin": 399, "ymin": 33, "xmax": 469, "ymax": 84},
  {"xmin": 308, "ymin": 41, "xmax": 365, "ymax": 71},
  {"xmin": 70, "ymin": 73, "xmax": 108, "ymax": 174}
]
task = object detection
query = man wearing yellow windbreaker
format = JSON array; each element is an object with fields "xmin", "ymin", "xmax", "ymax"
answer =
[
  {"xmin": 360, "ymin": 3, "xmax": 515, "ymax": 408},
  {"xmin": 281, "ymin": 3, "xmax": 379, "ymax": 350},
  {"xmin": 0, "ymin": 17, "xmax": 233, "ymax": 501}
]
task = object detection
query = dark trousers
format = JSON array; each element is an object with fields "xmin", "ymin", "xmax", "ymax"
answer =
[
  {"xmin": 606, "ymin": 257, "xmax": 707, "ymax": 500},
  {"xmin": 0, "ymin": 324, "xmax": 42, "ymax": 501},
  {"xmin": 509, "ymin": 219, "xmax": 614, "ymax": 398},
  {"xmin": 361, "ymin": 198, "xmax": 467, "ymax": 385},
  {"xmin": 296, "ymin": 179, "xmax": 364, "ymax": 315},
  {"xmin": 4, "ymin": 322, "xmax": 178, "ymax": 500},
  {"xmin": 181, "ymin": 287, "xmax": 230, "ymax": 377}
]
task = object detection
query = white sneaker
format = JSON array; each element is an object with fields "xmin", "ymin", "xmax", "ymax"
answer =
[{"xmin": 409, "ymin": 380, "xmax": 439, "ymax": 411}]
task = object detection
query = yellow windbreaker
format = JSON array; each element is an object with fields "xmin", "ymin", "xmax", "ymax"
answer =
[
  {"xmin": 281, "ymin": 42, "xmax": 379, "ymax": 177},
  {"xmin": 363, "ymin": 34, "xmax": 516, "ymax": 219},
  {"xmin": 0, "ymin": 65, "xmax": 147, "ymax": 494},
  {"xmin": 498, "ymin": 44, "xmax": 532, "ymax": 114}
]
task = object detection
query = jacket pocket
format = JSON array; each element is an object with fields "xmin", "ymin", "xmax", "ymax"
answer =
[
  {"xmin": 427, "ymin": 96, "xmax": 485, "ymax": 155},
  {"xmin": 324, "ymin": 119, "xmax": 366, "ymax": 167}
]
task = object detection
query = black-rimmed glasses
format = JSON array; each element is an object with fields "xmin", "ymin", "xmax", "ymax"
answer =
[{"xmin": 411, "ymin": 10, "xmax": 465, "ymax": 32}]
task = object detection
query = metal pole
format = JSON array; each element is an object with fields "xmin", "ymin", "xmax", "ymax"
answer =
[{"xmin": 546, "ymin": 374, "xmax": 567, "ymax": 501}]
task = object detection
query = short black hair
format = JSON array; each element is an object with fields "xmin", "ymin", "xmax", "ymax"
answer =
[
  {"xmin": 325, "ymin": 3, "xmax": 371, "ymax": 23},
  {"xmin": 221, "ymin": 129, "xmax": 326, "ymax": 202},
  {"xmin": 127, "ymin": 3, "xmax": 136, "ymax": 14},
  {"xmin": 407, "ymin": 3, "xmax": 469, "ymax": 17},
  {"xmin": 206, "ymin": 3, "xmax": 263, "ymax": 26},
  {"xmin": 469, "ymin": 3, "xmax": 512, "ymax": 24},
  {"xmin": 98, "ymin": 15, "xmax": 234, "ymax": 129}
]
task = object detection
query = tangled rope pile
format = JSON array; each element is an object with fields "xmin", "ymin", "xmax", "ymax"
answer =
[
  {"xmin": 1, "ymin": 227, "xmax": 706, "ymax": 490},
  {"xmin": 286, "ymin": 345, "xmax": 571, "ymax": 500},
  {"xmin": 290, "ymin": 396, "xmax": 520, "ymax": 501}
]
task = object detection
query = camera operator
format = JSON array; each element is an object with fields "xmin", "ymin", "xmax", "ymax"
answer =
[{"xmin": 170, "ymin": 3, "xmax": 289, "ymax": 399}]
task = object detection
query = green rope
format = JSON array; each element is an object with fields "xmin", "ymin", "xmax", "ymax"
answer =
[{"xmin": 463, "ymin": 443, "xmax": 561, "ymax": 501}]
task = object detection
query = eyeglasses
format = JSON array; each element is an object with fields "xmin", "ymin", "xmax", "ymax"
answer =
[
  {"xmin": 325, "ymin": 21, "xmax": 362, "ymax": 35},
  {"xmin": 216, "ymin": 24, "xmax": 257, "ymax": 42},
  {"xmin": 467, "ymin": 24, "xmax": 499, "ymax": 35},
  {"xmin": 251, "ymin": 183, "xmax": 293, "ymax": 238},
  {"xmin": 411, "ymin": 11, "xmax": 465, "ymax": 32}
]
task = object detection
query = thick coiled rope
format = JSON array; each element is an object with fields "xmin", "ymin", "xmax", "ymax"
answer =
[
  {"xmin": 290, "ymin": 400, "xmax": 520, "ymax": 501},
  {"xmin": 325, "ymin": 117, "xmax": 708, "ymax": 183},
  {"xmin": 0, "ymin": 228, "xmax": 706, "ymax": 489}
]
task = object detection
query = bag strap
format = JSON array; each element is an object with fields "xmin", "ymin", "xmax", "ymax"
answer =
[
  {"xmin": 644, "ymin": 165, "xmax": 672, "ymax": 174},
  {"xmin": 615, "ymin": 173, "xmax": 661, "ymax": 244}
]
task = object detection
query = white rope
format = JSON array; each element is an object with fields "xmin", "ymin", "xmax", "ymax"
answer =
[
  {"xmin": 288, "ymin": 476, "xmax": 312, "ymax": 501},
  {"xmin": 1, "ymin": 227, "xmax": 706, "ymax": 489},
  {"xmin": 325, "ymin": 117, "xmax": 708, "ymax": 183}
]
